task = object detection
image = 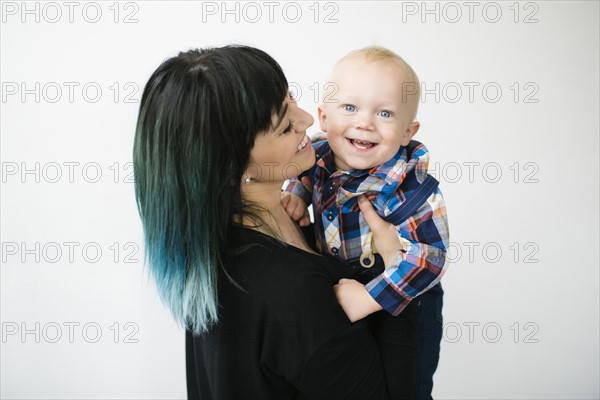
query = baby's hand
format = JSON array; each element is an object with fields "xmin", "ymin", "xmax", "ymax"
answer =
[
  {"xmin": 281, "ymin": 192, "xmax": 311, "ymax": 227},
  {"xmin": 357, "ymin": 196, "xmax": 403, "ymax": 268},
  {"xmin": 334, "ymin": 278, "xmax": 383, "ymax": 322}
]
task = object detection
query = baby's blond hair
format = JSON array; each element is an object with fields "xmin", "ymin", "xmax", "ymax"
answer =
[{"xmin": 329, "ymin": 46, "xmax": 421, "ymax": 121}]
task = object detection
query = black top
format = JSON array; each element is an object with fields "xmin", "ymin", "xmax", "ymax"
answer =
[{"xmin": 186, "ymin": 225, "xmax": 388, "ymax": 399}]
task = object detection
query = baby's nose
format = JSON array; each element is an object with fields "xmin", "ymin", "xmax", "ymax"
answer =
[{"xmin": 355, "ymin": 112, "xmax": 374, "ymax": 129}]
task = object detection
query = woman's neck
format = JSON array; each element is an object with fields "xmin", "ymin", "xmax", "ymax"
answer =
[
  {"xmin": 241, "ymin": 180, "xmax": 286, "ymax": 217},
  {"xmin": 239, "ymin": 180, "xmax": 317, "ymax": 254}
]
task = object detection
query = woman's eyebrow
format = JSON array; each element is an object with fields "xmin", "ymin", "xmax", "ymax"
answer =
[{"xmin": 273, "ymin": 102, "xmax": 289, "ymax": 130}]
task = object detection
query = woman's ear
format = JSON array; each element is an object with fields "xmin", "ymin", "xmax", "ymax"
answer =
[
  {"xmin": 401, "ymin": 121, "xmax": 420, "ymax": 146},
  {"xmin": 317, "ymin": 104, "xmax": 328, "ymax": 132}
]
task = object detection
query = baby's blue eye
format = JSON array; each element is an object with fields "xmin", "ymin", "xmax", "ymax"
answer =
[
  {"xmin": 378, "ymin": 110, "xmax": 392, "ymax": 118},
  {"xmin": 343, "ymin": 104, "xmax": 356, "ymax": 112}
]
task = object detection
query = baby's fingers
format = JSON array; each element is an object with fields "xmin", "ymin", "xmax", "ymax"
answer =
[
  {"xmin": 291, "ymin": 202, "xmax": 308, "ymax": 221},
  {"xmin": 357, "ymin": 196, "xmax": 387, "ymax": 233},
  {"xmin": 299, "ymin": 215, "xmax": 311, "ymax": 227},
  {"xmin": 280, "ymin": 192, "xmax": 291, "ymax": 208},
  {"xmin": 357, "ymin": 196, "xmax": 401, "ymax": 267}
]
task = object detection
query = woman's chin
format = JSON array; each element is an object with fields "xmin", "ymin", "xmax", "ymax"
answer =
[
  {"xmin": 291, "ymin": 148, "xmax": 316, "ymax": 177},
  {"xmin": 302, "ymin": 147, "xmax": 316, "ymax": 170}
]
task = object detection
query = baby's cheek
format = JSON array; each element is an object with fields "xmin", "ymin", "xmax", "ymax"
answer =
[{"xmin": 377, "ymin": 146, "xmax": 399, "ymax": 165}]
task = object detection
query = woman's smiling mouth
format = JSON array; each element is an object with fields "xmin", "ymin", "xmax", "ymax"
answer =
[{"xmin": 296, "ymin": 135, "xmax": 310, "ymax": 152}]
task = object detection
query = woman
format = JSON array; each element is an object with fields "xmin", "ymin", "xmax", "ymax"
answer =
[{"xmin": 133, "ymin": 45, "xmax": 403, "ymax": 399}]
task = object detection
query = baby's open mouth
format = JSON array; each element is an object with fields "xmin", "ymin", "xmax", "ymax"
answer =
[{"xmin": 347, "ymin": 138, "xmax": 377, "ymax": 150}]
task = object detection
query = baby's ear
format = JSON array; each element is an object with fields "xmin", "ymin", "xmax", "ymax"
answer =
[
  {"xmin": 401, "ymin": 121, "xmax": 420, "ymax": 146},
  {"xmin": 317, "ymin": 104, "xmax": 328, "ymax": 132}
]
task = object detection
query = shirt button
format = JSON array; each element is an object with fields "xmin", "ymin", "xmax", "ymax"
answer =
[
  {"xmin": 327, "ymin": 212, "xmax": 334, "ymax": 221},
  {"xmin": 331, "ymin": 247, "xmax": 339, "ymax": 254}
]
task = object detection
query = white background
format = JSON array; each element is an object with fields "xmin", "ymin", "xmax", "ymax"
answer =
[{"xmin": 1, "ymin": 1, "xmax": 598, "ymax": 398}]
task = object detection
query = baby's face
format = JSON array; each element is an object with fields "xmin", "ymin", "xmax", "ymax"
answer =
[{"xmin": 319, "ymin": 58, "xmax": 419, "ymax": 171}]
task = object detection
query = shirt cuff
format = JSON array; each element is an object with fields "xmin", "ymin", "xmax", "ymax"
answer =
[{"xmin": 365, "ymin": 271, "xmax": 412, "ymax": 316}]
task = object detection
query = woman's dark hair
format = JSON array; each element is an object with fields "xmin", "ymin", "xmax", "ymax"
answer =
[{"xmin": 133, "ymin": 45, "xmax": 288, "ymax": 333}]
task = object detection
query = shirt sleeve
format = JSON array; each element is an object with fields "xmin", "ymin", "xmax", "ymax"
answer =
[
  {"xmin": 283, "ymin": 166, "xmax": 314, "ymax": 205},
  {"xmin": 365, "ymin": 187, "xmax": 449, "ymax": 316}
]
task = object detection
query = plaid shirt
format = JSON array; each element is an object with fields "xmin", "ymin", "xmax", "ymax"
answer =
[{"xmin": 286, "ymin": 136, "xmax": 449, "ymax": 316}]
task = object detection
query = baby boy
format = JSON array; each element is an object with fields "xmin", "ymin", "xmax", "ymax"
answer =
[{"xmin": 282, "ymin": 46, "xmax": 450, "ymax": 398}]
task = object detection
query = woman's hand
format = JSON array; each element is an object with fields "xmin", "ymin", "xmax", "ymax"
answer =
[{"xmin": 357, "ymin": 195, "xmax": 404, "ymax": 267}]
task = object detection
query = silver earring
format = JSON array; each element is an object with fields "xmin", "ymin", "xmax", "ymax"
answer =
[{"xmin": 244, "ymin": 176, "xmax": 252, "ymax": 184}]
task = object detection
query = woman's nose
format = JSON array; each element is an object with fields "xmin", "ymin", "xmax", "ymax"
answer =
[{"xmin": 295, "ymin": 106, "xmax": 314, "ymax": 132}]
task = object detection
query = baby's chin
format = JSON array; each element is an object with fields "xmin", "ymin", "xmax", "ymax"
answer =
[{"xmin": 335, "ymin": 155, "xmax": 383, "ymax": 171}]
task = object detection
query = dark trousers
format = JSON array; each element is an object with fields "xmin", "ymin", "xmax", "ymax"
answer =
[
  {"xmin": 367, "ymin": 283, "xmax": 444, "ymax": 400},
  {"xmin": 347, "ymin": 253, "xmax": 444, "ymax": 400}
]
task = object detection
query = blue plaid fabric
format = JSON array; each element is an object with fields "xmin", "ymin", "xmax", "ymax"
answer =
[{"xmin": 286, "ymin": 136, "xmax": 449, "ymax": 315}]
